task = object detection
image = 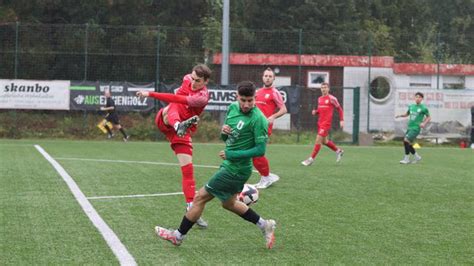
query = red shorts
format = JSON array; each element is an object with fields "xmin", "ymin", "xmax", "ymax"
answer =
[
  {"xmin": 156, "ymin": 109, "xmax": 193, "ymax": 155},
  {"xmin": 317, "ymin": 127, "xmax": 330, "ymax": 137}
]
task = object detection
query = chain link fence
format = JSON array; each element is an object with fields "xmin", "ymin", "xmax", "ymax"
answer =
[{"xmin": 1, "ymin": 23, "xmax": 473, "ymax": 142}]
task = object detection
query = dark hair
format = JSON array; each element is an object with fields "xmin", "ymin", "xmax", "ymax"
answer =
[
  {"xmin": 415, "ymin": 92, "xmax": 424, "ymax": 98},
  {"xmin": 192, "ymin": 64, "xmax": 212, "ymax": 80},
  {"xmin": 263, "ymin": 67, "xmax": 274, "ymax": 74},
  {"xmin": 321, "ymin": 82, "xmax": 329, "ymax": 87},
  {"xmin": 237, "ymin": 81, "xmax": 256, "ymax": 97}
]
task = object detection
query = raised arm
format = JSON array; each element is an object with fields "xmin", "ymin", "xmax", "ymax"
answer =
[{"xmin": 136, "ymin": 91, "xmax": 208, "ymax": 107}]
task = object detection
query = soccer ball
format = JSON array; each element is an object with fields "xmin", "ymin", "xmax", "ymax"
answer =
[{"xmin": 238, "ymin": 184, "xmax": 259, "ymax": 206}]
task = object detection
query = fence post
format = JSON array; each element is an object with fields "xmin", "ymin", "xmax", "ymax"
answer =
[
  {"xmin": 154, "ymin": 26, "xmax": 161, "ymax": 141},
  {"xmin": 353, "ymin": 87, "xmax": 360, "ymax": 144},
  {"xmin": 298, "ymin": 29, "xmax": 303, "ymax": 86},
  {"xmin": 14, "ymin": 21, "xmax": 19, "ymax": 79},
  {"xmin": 436, "ymin": 32, "xmax": 441, "ymax": 90},
  {"xmin": 13, "ymin": 22, "xmax": 20, "ymax": 138},
  {"xmin": 155, "ymin": 25, "xmax": 161, "ymax": 94},
  {"xmin": 84, "ymin": 23, "xmax": 89, "ymax": 81},
  {"xmin": 367, "ymin": 32, "xmax": 372, "ymax": 133},
  {"xmin": 296, "ymin": 29, "xmax": 303, "ymax": 143}
]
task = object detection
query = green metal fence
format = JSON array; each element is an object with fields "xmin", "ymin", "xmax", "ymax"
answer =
[{"xmin": 1, "ymin": 23, "xmax": 472, "ymax": 83}]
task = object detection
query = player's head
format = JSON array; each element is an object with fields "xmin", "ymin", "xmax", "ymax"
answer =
[
  {"xmin": 104, "ymin": 89, "xmax": 111, "ymax": 97},
  {"xmin": 320, "ymin": 82, "xmax": 330, "ymax": 95},
  {"xmin": 191, "ymin": 64, "xmax": 212, "ymax": 90},
  {"xmin": 237, "ymin": 81, "xmax": 256, "ymax": 113},
  {"xmin": 262, "ymin": 67, "xmax": 275, "ymax": 87},
  {"xmin": 415, "ymin": 92, "xmax": 424, "ymax": 104}
]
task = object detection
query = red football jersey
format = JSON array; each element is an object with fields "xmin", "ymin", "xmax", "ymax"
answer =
[
  {"xmin": 169, "ymin": 74, "xmax": 209, "ymax": 120},
  {"xmin": 255, "ymin": 87, "xmax": 285, "ymax": 118},
  {"xmin": 315, "ymin": 94, "xmax": 343, "ymax": 129}
]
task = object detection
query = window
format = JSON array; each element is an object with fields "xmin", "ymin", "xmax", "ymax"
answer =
[
  {"xmin": 443, "ymin": 76, "xmax": 464, "ymax": 90},
  {"xmin": 370, "ymin": 77, "xmax": 391, "ymax": 102},
  {"xmin": 307, "ymin": 71, "xmax": 329, "ymax": 88},
  {"xmin": 409, "ymin": 75, "xmax": 431, "ymax": 88}
]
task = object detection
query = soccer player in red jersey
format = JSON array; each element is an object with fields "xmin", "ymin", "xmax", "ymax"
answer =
[
  {"xmin": 253, "ymin": 68, "xmax": 287, "ymax": 189},
  {"xmin": 136, "ymin": 64, "xmax": 212, "ymax": 228},
  {"xmin": 301, "ymin": 82, "xmax": 344, "ymax": 166}
]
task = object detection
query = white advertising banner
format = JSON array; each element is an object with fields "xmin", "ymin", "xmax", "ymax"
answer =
[
  {"xmin": 395, "ymin": 89, "xmax": 474, "ymax": 127},
  {"xmin": 0, "ymin": 79, "xmax": 70, "ymax": 110}
]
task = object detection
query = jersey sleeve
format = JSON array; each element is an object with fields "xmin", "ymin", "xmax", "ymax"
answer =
[
  {"xmin": 272, "ymin": 89, "xmax": 285, "ymax": 109},
  {"xmin": 331, "ymin": 95, "xmax": 344, "ymax": 121},
  {"xmin": 423, "ymin": 106, "xmax": 430, "ymax": 116},
  {"xmin": 186, "ymin": 89, "xmax": 209, "ymax": 107},
  {"xmin": 253, "ymin": 112, "xmax": 269, "ymax": 144}
]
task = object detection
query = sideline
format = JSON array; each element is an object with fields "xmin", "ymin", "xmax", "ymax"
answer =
[{"xmin": 35, "ymin": 145, "xmax": 136, "ymax": 266}]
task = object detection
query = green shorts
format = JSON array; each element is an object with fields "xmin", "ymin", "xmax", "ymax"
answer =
[
  {"xmin": 204, "ymin": 167, "xmax": 251, "ymax": 202},
  {"xmin": 405, "ymin": 129, "xmax": 420, "ymax": 143}
]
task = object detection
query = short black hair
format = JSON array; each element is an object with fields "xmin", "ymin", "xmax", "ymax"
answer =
[
  {"xmin": 415, "ymin": 92, "xmax": 424, "ymax": 98},
  {"xmin": 237, "ymin": 81, "xmax": 256, "ymax": 97}
]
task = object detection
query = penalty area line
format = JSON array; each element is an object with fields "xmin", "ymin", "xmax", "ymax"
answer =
[
  {"xmin": 88, "ymin": 191, "xmax": 184, "ymax": 200},
  {"xmin": 35, "ymin": 145, "xmax": 137, "ymax": 266},
  {"xmin": 55, "ymin": 157, "xmax": 259, "ymax": 173}
]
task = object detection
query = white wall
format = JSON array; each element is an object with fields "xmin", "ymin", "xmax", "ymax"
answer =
[
  {"xmin": 343, "ymin": 67, "xmax": 398, "ymax": 133},
  {"xmin": 344, "ymin": 67, "xmax": 474, "ymax": 133}
]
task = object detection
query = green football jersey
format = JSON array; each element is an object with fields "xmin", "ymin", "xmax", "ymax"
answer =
[
  {"xmin": 407, "ymin": 103, "xmax": 430, "ymax": 130},
  {"xmin": 222, "ymin": 102, "xmax": 268, "ymax": 174}
]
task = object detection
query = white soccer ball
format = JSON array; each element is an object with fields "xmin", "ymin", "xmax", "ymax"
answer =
[{"xmin": 238, "ymin": 184, "xmax": 259, "ymax": 206}]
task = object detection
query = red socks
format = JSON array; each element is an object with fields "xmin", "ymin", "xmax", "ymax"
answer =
[
  {"xmin": 181, "ymin": 163, "xmax": 195, "ymax": 203},
  {"xmin": 311, "ymin": 144, "xmax": 321, "ymax": 158},
  {"xmin": 325, "ymin": 140, "xmax": 338, "ymax": 152},
  {"xmin": 252, "ymin": 156, "xmax": 270, "ymax": 177}
]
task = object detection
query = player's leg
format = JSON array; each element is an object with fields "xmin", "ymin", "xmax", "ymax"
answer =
[
  {"xmin": 114, "ymin": 123, "xmax": 129, "ymax": 141},
  {"xmin": 400, "ymin": 137, "xmax": 412, "ymax": 164},
  {"xmin": 406, "ymin": 130, "xmax": 422, "ymax": 163},
  {"xmin": 324, "ymin": 136, "xmax": 344, "ymax": 162},
  {"xmin": 155, "ymin": 187, "xmax": 214, "ymax": 246},
  {"xmin": 253, "ymin": 156, "xmax": 279, "ymax": 189},
  {"xmin": 164, "ymin": 105, "xmax": 199, "ymax": 137},
  {"xmin": 301, "ymin": 131, "xmax": 324, "ymax": 166},
  {"xmin": 254, "ymin": 124, "xmax": 279, "ymax": 189},
  {"xmin": 401, "ymin": 130, "xmax": 419, "ymax": 164},
  {"xmin": 174, "ymin": 143, "xmax": 208, "ymax": 228},
  {"xmin": 103, "ymin": 118, "xmax": 114, "ymax": 138},
  {"xmin": 222, "ymin": 195, "xmax": 276, "ymax": 249}
]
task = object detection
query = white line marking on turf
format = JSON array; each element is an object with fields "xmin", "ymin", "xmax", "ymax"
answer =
[
  {"xmin": 56, "ymin": 157, "xmax": 220, "ymax": 169},
  {"xmin": 35, "ymin": 145, "xmax": 137, "ymax": 266},
  {"xmin": 88, "ymin": 191, "xmax": 184, "ymax": 200},
  {"xmin": 55, "ymin": 157, "xmax": 260, "ymax": 173}
]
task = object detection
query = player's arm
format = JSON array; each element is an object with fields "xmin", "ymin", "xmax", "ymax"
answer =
[
  {"xmin": 331, "ymin": 96, "xmax": 344, "ymax": 128},
  {"xmin": 420, "ymin": 114, "xmax": 431, "ymax": 128},
  {"xmin": 224, "ymin": 142, "xmax": 266, "ymax": 160},
  {"xmin": 136, "ymin": 91, "xmax": 207, "ymax": 107},
  {"xmin": 220, "ymin": 124, "xmax": 231, "ymax": 141},
  {"xmin": 268, "ymin": 90, "xmax": 288, "ymax": 122},
  {"xmin": 395, "ymin": 112, "xmax": 409, "ymax": 118},
  {"xmin": 100, "ymin": 106, "xmax": 114, "ymax": 111}
]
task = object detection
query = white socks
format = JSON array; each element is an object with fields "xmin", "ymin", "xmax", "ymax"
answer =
[{"xmin": 256, "ymin": 218, "xmax": 266, "ymax": 230}]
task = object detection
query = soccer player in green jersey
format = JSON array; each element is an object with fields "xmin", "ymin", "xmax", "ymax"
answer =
[
  {"xmin": 154, "ymin": 81, "xmax": 277, "ymax": 249},
  {"xmin": 395, "ymin": 92, "xmax": 431, "ymax": 164}
]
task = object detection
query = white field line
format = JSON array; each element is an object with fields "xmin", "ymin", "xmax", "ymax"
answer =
[
  {"xmin": 55, "ymin": 157, "xmax": 259, "ymax": 200},
  {"xmin": 55, "ymin": 157, "xmax": 221, "ymax": 169},
  {"xmin": 87, "ymin": 191, "xmax": 184, "ymax": 200},
  {"xmin": 35, "ymin": 145, "xmax": 136, "ymax": 266}
]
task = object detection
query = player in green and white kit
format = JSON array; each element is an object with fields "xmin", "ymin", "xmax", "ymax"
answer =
[
  {"xmin": 395, "ymin": 92, "xmax": 431, "ymax": 164},
  {"xmin": 154, "ymin": 81, "xmax": 277, "ymax": 249}
]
